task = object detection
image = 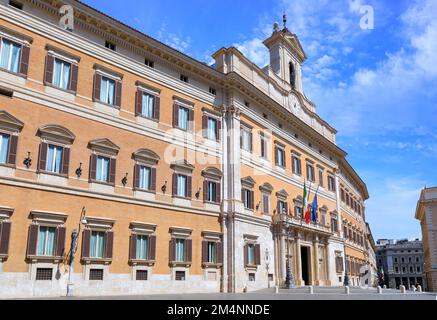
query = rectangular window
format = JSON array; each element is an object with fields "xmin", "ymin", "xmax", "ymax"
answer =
[
  {"xmin": 175, "ymin": 239, "xmax": 185, "ymax": 262},
  {"xmin": 247, "ymin": 244, "xmax": 256, "ymax": 265},
  {"xmin": 100, "ymin": 77, "xmax": 116, "ymax": 105},
  {"xmin": 37, "ymin": 226, "xmax": 56, "ymax": 256},
  {"xmin": 0, "ymin": 38, "xmax": 21, "ymax": 73},
  {"xmin": 248, "ymin": 273, "xmax": 256, "ymax": 282},
  {"xmin": 141, "ymin": 92, "xmax": 155, "ymax": 119},
  {"xmin": 0, "ymin": 133, "xmax": 10, "ymax": 164},
  {"xmin": 89, "ymin": 269, "xmax": 104, "ymax": 281},
  {"xmin": 307, "ymin": 163, "xmax": 315, "ymax": 182},
  {"xmin": 207, "ymin": 117, "xmax": 218, "ymax": 140},
  {"xmin": 35, "ymin": 268, "xmax": 53, "ymax": 281},
  {"xmin": 90, "ymin": 231, "xmax": 105, "ymax": 258},
  {"xmin": 177, "ymin": 106, "xmax": 189, "ymax": 130},
  {"xmin": 209, "ymin": 87, "xmax": 216, "ymax": 95},
  {"xmin": 53, "ymin": 58, "xmax": 71, "ymax": 90},
  {"xmin": 144, "ymin": 59, "xmax": 154, "ymax": 68},
  {"xmin": 278, "ymin": 201, "xmax": 287, "ymax": 214},
  {"xmin": 177, "ymin": 175, "xmax": 187, "ymax": 197},
  {"xmin": 319, "ymin": 169, "xmax": 324, "ymax": 187},
  {"xmin": 105, "ymin": 41, "xmax": 116, "ymax": 51},
  {"xmin": 207, "ymin": 181, "xmax": 217, "ymax": 202},
  {"xmin": 96, "ymin": 156, "xmax": 110, "ymax": 182},
  {"xmin": 331, "ymin": 218, "xmax": 338, "ymax": 233},
  {"xmin": 207, "ymin": 241, "xmax": 217, "ymax": 264},
  {"xmin": 136, "ymin": 270, "xmax": 148, "ymax": 281},
  {"xmin": 175, "ymin": 271, "xmax": 186, "ymax": 281},
  {"xmin": 136, "ymin": 235, "xmax": 149, "ymax": 260},
  {"xmin": 328, "ymin": 175, "xmax": 336, "ymax": 192},
  {"xmin": 276, "ymin": 147, "xmax": 285, "ymax": 167},
  {"xmin": 139, "ymin": 166, "xmax": 151, "ymax": 191},
  {"xmin": 180, "ymin": 74, "xmax": 188, "ymax": 83},
  {"xmin": 292, "ymin": 156, "xmax": 301, "ymax": 175},
  {"xmin": 260, "ymin": 136, "xmax": 268, "ymax": 159},
  {"xmin": 341, "ymin": 189, "xmax": 345, "ymax": 202},
  {"xmin": 243, "ymin": 189, "xmax": 252, "ymax": 209},
  {"xmin": 241, "ymin": 127, "xmax": 252, "ymax": 152},
  {"xmin": 262, "ymin": 194, "xmax": 270, "ymax": 214},
  {"xmin": 46, "ymin": 144, "xmax": 63, "ymax": 174}
]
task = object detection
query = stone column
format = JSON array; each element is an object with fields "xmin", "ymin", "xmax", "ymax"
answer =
[
  {"xmin": 280, "ymin": 232, "xmax": 286, "ymax": 286},
  {"xmin": 313, "ymin": 236, "xmax": 320, "ymax": 286},
  {"xmin": 325, "ymin": 241, "xmax": 332, "ymax": 286},
  {"xmin": 295, "ymin": 234, "xmax": 302, "ymax": 286}
]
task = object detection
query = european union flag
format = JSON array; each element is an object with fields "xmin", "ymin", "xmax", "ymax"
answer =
[{"xmin": 312, "ymin": 194, "xmax": 318, "ymax": 224}]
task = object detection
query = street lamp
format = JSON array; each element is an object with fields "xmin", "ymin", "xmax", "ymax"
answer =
[
  {"xmin": 284, "ymin": 213, "xmax": 295, "ymax": 289},
  {"xmin": 66, "ymin": 207, "xmax": 87, "ymax": 297},
  {"xmin": 343, "ymin": 239, "xmax": 350, "ymax": 287}
]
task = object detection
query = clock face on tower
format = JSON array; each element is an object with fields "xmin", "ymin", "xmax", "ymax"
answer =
[{"xmin": 289, "ymin": 93, "xmax": 302, "ymax": 116}]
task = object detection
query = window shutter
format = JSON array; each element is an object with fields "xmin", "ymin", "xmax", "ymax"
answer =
[
  {"xmin": 186, "ymin": 239, "xmax": 192, "ymax": 263},
  {"xmin": 114, "ymin": 81, "xmax": 122, "ymax": 108},
  {"xmin": 261, "ymin": 138, "xmax": 265, "ymax": 157},
  {"xmin": 241, "ymin": 188, "xmax": 246, "ymax": 206},
  {"xmin": 89, "ymin": 154, "xmax": 97, "ymax": 181},
  {"xmin": 135, "ymin": 89, "xmax": 143, "ymax": 116},
  {"xmin": 169, "ymin": 238, "xmax": 176, "ymax": 262},
  {"xmin": 129, "ymin": 234, "xmax": 137, "ymax": 260},
  {"xmin": 202, "ymin": 241, "xmax": 208, "ymax": 264},
  {"xmin": 203, "ymin": 180, "xmax": 208, "ymax": 202},
  {"xmin": 26, "ymin": 224, "xmax": 38, "ymax": 257},
  {"xmin": 70, "ymin": 64, "xmax": 79, "ymax": 92},
  {"xmin": 249, "ymin": 131, "xmax": 253, "ymax": 152},
  {"xmin": 7, "ymin": 135, "xmax": 18, "ymax": 166},
  {"xmin": 81, "ymin": 229, "xmax": 91, "ymax": 259},
  {"xmin": 244, "ymin": 244, "xmax": 248, "ymax": 266},
  {"xmin": 0, "ymin": 221, "xmax": 12, "ymax": 256},
  {"xmin": 217, "ymin": 241, "xmax": 223, "ymax": 265},
  {"xmin": 93, "ymin": 74, "xmax": 102, "ymax": 101},
  {"xmin": 285, "ymin": 202, "xmax": 289, "ymax": 215},
  {"xmin": 61, "ymin": 147, "xmax": 70, "ymax": 176},
  {"xmin": 263, "ymin": 195, "xmax": 269, "ymax": 214},
  {"xmin": 240, "ymin": 129, "xmax": 243, "ymax": 149},
  {"xmin": 274, "ymin": 147, "xmax": 278, "ymax": 165},
  {"xmin": 216, "ymin": 120, "xmax": 221, "ymax": 141},
  {"xmin": 148, "ymin": 235, "xmax": 156, "ymax": 261},
  {"xmin": 19, "ymin": 45, "xmax": 30, "ymax": 76},
  {"xmin": 55, "ymin": 226, "xmax": 66, "ymax": 257},
  {"xmin": 154, "ymin": 96, "xmax": 160, "ymax": 120},
  {"xmin": 133, "ymin": 164, "xmax": 140, "ymax": 190},
  {"xmin": 109, "ymin": 158, "xmax": 116, "ymax": 185},
  {"xmin": 215, "ymin": 182, "xmax": 221, "ymax": 204},
  {"xmin": 172, "ymin": 103, "xmax": 179, "ymax": 127},
  {"xmin": 150, "ymin": 167, "xmax": 157, "ymax": 192},
  {"xmin": 298, "ymin": 159, "xmax": 302, "ymax": 175},
  {"xmin": 38, "ymin": 142, "xmax": 48, "ymax": 172},
  {"xmin": 202, "ymin": 115, "xmax": 208, "ymax": 138},
  {"xmin": 187, "ymin": 176, "xmax": 192, "ymax": 198},
  {"xmin": 255, "ymin": 244, "xmax": 261, "ymax": 265},
  {"xmin": 188, "ymin": 109, "xmax": 194, "ymax": 132},
  {"xmin": 277, "ymin": 201, "xmax": 280, "ymax": 215},
  {"xmin": 105, "ymin": 231, "xmax": 114, "ymax": 259},
  {"xmin": 44, "ymin": 55, "xmax": 54, "ymax": 85},
  {"xmin": 250, "ymin": 191, "xmax": 254, "ymax": 210},
  {"xmin": 172, "ymin": 173, "xmax": 178, "ymax": 196}
]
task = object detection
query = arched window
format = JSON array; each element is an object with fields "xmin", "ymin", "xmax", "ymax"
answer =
[{"xmin": 289, "ymin": 62, "xmax": 296, "ymax": 89}]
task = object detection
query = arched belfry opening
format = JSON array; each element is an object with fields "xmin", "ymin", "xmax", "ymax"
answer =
[{"xmin": 289, "ymin": 62, "xmax": 296, "ymax": 89}]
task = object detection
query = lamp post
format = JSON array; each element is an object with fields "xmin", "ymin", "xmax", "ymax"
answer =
[
  {"xmin": 284, "ymin": 213, "xmax": 295, "ymax": 289},
  {"xmin": 343, "ymin": 239, "xmax": 350, "ymax": 287},
  {"xmin": 66, "ymin": 207, "xmax": 87, "ymax": 297},
  {"xmin": 265, "ymin": 248, "xmax": 270, "ymax": 288}
]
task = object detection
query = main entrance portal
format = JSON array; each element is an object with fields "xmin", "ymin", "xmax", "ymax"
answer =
[{"xmin": 301, "ymin": 246, "xmax": 311, "ymax": 286}]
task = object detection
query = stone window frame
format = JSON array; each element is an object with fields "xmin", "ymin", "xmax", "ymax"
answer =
[
  {"xmin": 201, "ymin": 231, "xmax": 223, "ymax": 270},
  {"xmin": 169, "ymin": 227, "xmax": 193, "ymax": 281},
  {"xmin": 88, "ymin": 138, "xmax": 120, "ymax": 186},
  {"xmin": 36, "ymin": 124, "xmax": 76, "ymax": 177},
  {"xmin": 274, "ymin": 141, "xmax": 286, "ymax": 169},
  {"xmin": 202, "ymin": 167, "xmax": 223, "ymax": 204},
  {"xmin": 92, "ymin": 63, "xmax": 124, "ymax": 109},
  {"xmin": 0, "ymin": 207, "xmax": 13, "ymax": 263},
  {"xmin": 243, "ymin": 234, "xmax": 261, "ymax": 270},
  {"xmin": 172, "ymin": 96, "xmax": 195, "ymax": 132},
  {"xmin": 129, "ymin": 222, "xmax": 157, "ymax": 281},
  {"xmin": 202, "ymin": 108, "xmax": 222, "ymax": 142},
  {"xmin": 276, "ymin": 189, "xmax": 289, "ymax": 215},
  {"xmin": 327, "ymin": 172, "xmax": 336, "ymax": 192},
  {"xmin": 293, "ymin": 195, "xmax": 304, "ymax": 218},
  {"xmin": 317, "ymin": 165, "xmax": 325, "ymax": 188},
  {"xmin": 241, "ymin": 176, "xmax": 256, "ymax": 211},
  {"xmin": 135, "ymin": 80, "xmax": 161, "ymax": 121},
  {"xmin": 0, "ymin": 25, "xmax": 32, "ymax": 78},
  {"xmin": 305, "ymin": 159, "xmax": 315, "ymax": 182},
  {"xmin": 291, "ymin": 151, "xmax": 302, "ymax": 176},
  {"xmin": 171, "ymin": 160, "xmax": 195, "ymax": 199},
  {"xmin": 0, "ymin": 110, "xmax": 23, "ymax": 168},
  {"xmin": 132, "ymin": 149, "xmax": 160, "ymax": 193},
  {"xmin": 240, "ymin": 122, "xmax": 253, "ymax": 153},
  {"xmin": 259, "ymin": 132, "xmax": 270, "ymax": 161},
  {"xmin": 259, "ymin": 183, "xmax": 273, "ymax": 215}
]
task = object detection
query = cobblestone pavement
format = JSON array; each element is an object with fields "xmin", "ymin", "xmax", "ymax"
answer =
[{"xmin": 19, "ymin": 287, "xmax": 437, "ymax": 300}]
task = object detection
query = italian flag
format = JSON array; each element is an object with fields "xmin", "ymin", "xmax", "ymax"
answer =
[{"xmin": 303, "ymin": 181, "xmax": 311, "ymax": 224}]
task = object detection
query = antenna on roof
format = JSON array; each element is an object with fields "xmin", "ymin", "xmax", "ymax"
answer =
[{"xmin": 283, "ymin": 13, "xmax": 287, "ymax": 29}]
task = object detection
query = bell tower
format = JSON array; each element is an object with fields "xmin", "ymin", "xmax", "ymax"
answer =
[{"xmin": 263, "ymin": 15, "xmax": 307, "ymax": 93}]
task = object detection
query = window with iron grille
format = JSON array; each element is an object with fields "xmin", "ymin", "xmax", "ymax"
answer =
[
  {"xmin": 175, "ymin": 271, "xmax": 186, "ymax": 281},
  {"xmin": 35, "ymin": 268, "xmax": 53, "ymax": 281},
  {"xmin": 136, "ymin": 270, "xmax": 148, "ymax": 281},
  {"xmin": 248, "ymin": 273, "xmax": 256, "ymax": 282},
  {"xmin": 89, "ymin": 269, "xmax": 104, "ymax": 281}
]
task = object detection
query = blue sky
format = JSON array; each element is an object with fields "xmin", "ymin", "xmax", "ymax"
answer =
[{"xmin": 82, "ymin": 0, "xmax": 437, "ymax": 240}]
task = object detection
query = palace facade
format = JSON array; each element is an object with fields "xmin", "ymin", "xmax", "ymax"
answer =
[{"xmin": 0, "ymin": 0, "xmax": 372, "ymax": 298}]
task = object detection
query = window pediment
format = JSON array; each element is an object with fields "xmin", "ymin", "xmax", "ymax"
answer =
[
  {"xmin": 38, "ymin": 124, "xmax": 75, "ymax": 144},
  {"xmin": 0, "ymin": 110, "xmax": 24, "ymax": 133},
  {"xmin": 93, "ymin": 63, "xmax": 123, "ymax": 80},
  {"xmin": 133, "ymin": 149, "xmax": 160, "ymax": 165},
  {"xmin": 201, "ymin": 167, "xmax": 223, "ymax": 180},
  {"xmin": 29, "ymin": 210, "xmax": 68, "ymax": 225},
  {"xmin": 170, "ymin": 160, "xmax": 195, "ymax": 173},
  {"xmin": 88, "ymin": 138, "xmax": 120, "ymax": 156},
  {"xmin": 276, "ymin": 189, "xmax": 289, "ymax": 200},
  {"xmin": 241, "ymin": 176, "xmax": 256, "ymax": 188},
  {"xmin": 293, "ymin": 195, "xmax": 303, "ymax": 205},
  {"xmin": 259, "ymin": 183, "xmax": 273, "ymax": 194},
  {"xmin": 84, "ymin": 216, "xmax": 115, "ymax": 230},
  {"xmin": 0, "ymin": 206, "xmax": 14, "ymax": 220},
  {"xmin": 45, "ymin": 44, "xmax": 81, "ymax": 63},
  {"xmin": 0, "ymin": 25, "xmax": 33, "ymax": 44}
]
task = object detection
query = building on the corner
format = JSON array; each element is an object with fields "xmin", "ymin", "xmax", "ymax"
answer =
[
  {"xmin": 0, "ymin": 0, "xmax": 372, "ymax": 297},
  {"xmin": 376, "ymin": 239, "xmax": 425, "ymax": 290},
  {"xmin": 415, "ymin": 187, "xmax": 437, "ymax": 292}
]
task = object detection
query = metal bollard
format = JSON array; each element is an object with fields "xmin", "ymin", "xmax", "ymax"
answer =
[
  {"xmin": 411, "ymin": 285, "xmax": 417, "ymax": 292},
  {"xmin": 400, "ymin": 285, "xmax": 406, "ymax": 293},
  {"xmin": 377, "ymin": 286, "xmax": 382, "ymax": 294},
  {"xmin": 383, "ymin": 285, "xmax": 387, "ymax": 289},
  {"xmin": 417, "ymin": 285, "xmax": 422, "ymax": 293},
  {"xmin": 275, "ymin": 286, "xmax": 279, "ymax": 294},
  {"xmin": 345, "ymin": 286, "xmax": 350, "ymax": 295},
  {"xmin": 308, "ymin": 286, "xmax": 314, "ymax": 295}
]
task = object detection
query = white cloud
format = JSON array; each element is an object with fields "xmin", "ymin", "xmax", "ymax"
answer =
[
  {"xmin": 156, "ymin": 23, "xmax": 191, "ymax": 53},
  {"xmin": 233, "ymin": 38, "xmax": 269, "ymax": 67}
]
